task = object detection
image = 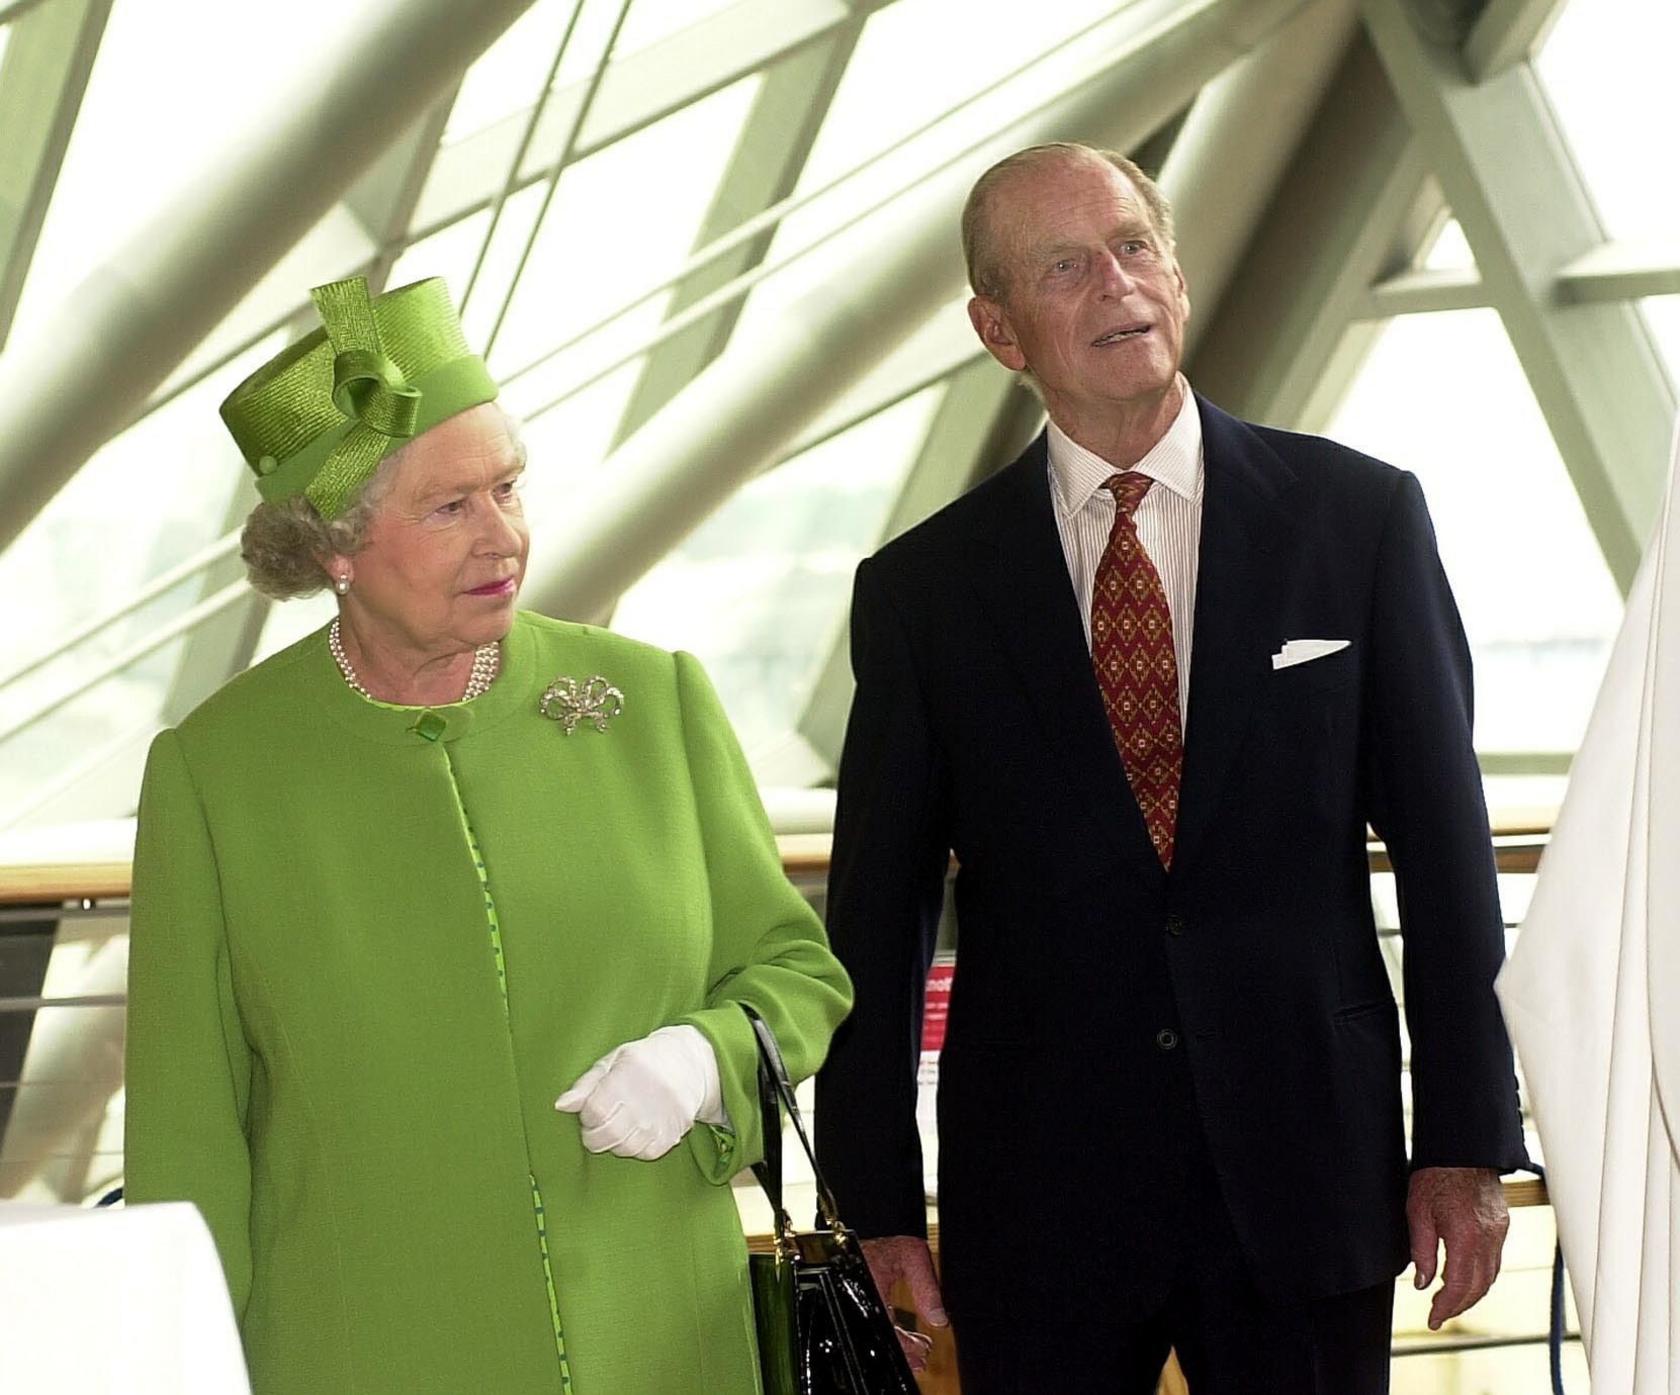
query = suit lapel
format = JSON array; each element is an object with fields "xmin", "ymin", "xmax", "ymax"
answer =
[
  {"xmin": 1173, "ymin": 397, "xmax": 1299, "ymax": 880},
  {"xmin": 965, "ymin": 436, "xmax": 1162, "ymax": 883}
]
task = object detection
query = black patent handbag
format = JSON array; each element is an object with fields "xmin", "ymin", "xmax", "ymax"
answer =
[{"xmin": 743, "ymin": 1008, "xmax": 920, "ymax": 1395}]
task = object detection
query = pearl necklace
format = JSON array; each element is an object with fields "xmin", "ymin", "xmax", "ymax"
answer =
[{"xmin": 329, "ymin": 619, "xmax": 499, "ymax": 703}]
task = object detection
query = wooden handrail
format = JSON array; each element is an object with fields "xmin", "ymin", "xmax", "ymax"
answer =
[
  {"xmin": 0, "ymin": 862, "xmax": 132, "ymax": 906},
  {"xmin": 1502, "ymin": 1177, "xmax": 1550, "ymax": 1208},
  {"xmin": 0, "ymin": 814, "xmax": 1555, "ymax": 907}
]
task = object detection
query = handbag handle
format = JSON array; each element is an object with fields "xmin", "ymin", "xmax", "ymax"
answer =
[{"xmin": 742, "ymin": 1005, "xmax": 844, "ymax": 1240}]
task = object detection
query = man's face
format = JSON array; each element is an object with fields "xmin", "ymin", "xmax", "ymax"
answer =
[{"xmin": 967, "ymin": 156, "xmax": 1190, "ymax": 422}]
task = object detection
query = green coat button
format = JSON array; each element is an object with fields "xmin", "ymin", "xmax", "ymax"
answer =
[{"xmin": 410, "ymin": 710, "xmax": 447, "ymax": 742}]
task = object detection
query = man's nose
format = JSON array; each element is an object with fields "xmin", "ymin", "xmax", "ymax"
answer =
[{"xmin": 1096, "ymin": 249, "xmax": 1136, "ymax": 296}]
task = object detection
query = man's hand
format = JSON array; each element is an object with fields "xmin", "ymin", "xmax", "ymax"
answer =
[
  {"xmin": 1406, "ymin": 1166, "xmax": 1509, "ymax": 1330},
  {"xmin": 860, "ymin": 1235, "xmax": 948, "ymax": 1371}
]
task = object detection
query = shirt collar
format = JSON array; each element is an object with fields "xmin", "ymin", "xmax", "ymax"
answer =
[{"xmin": 1047, "ymin": 376, "xmax": 1204, "ymax": 519}]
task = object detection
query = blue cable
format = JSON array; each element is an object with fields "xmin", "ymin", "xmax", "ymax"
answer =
[{"xmin": 1550, "ymin": 1239, "xmax": 1566, "ymax": 1395}]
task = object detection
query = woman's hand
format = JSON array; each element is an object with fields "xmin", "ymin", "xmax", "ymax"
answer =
[{"xmin": 554, "ymin": 1026, "xmax": 726, "ymax": 1160}]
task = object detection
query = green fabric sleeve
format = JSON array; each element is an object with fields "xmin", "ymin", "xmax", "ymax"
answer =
[
  {"xmin": 123, "ymin": 730, "xmax": 255, "ymax": 1314},
  {"xmin": 671, "ymin": 651, "xmax": 853, "ymax": 1185}
]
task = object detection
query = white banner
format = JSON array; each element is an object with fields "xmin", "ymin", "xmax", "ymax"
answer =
[{"xmin": 1498, "ymin": 419, "xmax": 1680, "ymax": 1394}]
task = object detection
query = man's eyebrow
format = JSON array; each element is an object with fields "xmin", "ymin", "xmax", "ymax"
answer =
[
  {"xmin": 1032, "ymin": 240, "xmax": 1085, "ymax": 261},
  {"xmin": 1031, "ymin": 225, "xmax": 1155, "ymax": 261},
  {"xmin": 1112, "ymin": 220, "xmax": 1156, "ymax": 240}
]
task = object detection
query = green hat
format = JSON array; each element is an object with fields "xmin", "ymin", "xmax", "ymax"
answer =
[{"xmin": 220, "ymin": 276, "xmax": 498, "ymax": 519}]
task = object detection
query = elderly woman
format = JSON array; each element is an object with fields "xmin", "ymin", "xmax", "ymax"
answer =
[{"xmin": 123, "ymin": 276, "xmax": 851, "ymax": 1395}]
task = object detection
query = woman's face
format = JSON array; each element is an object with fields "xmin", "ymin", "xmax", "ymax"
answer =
[{"xmin": 332, "ymin": 403, "xmax": 529, "ymax": 658}]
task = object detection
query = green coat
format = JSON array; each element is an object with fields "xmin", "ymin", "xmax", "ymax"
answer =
[{"xmin": 125, "ymin": 612, "xmax": 852, "ymax": 1395}]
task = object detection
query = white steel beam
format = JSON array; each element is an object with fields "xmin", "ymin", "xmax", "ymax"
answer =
[
  {"xmin": 0, "ymin": 0, "xmax": 541, "ymax": 554},
  {"xmin": 607, "ymin": 16, "xmax": 869, "ymax": 450},
  {"xmin": 1188, "ymin": 30, "xmax": 1437, "ymax": 430},
  {"xmin": 408, "ymin": 0, "xmax": 865, "ymax": 239},
  {"xmin": 1362, "ymin": 0, "xmax": 1675, "ymax": 589},
  {"xmin": 1462, "ymin": 0, "xmax": 1566, "ymax": 83},
  {"xmin": 1556, "ymin": 243, "xmax": 1680, "ymax": 306},
  {"xmin": 0, "ymin": 0, "xmax": 113, "ymax": 351},
  {"xmin": 1160, "ymin": 0, "xmax": 1359, "ymax": 345},
  {"xmin": 520, "ymin": 0, "xmax": 1323, "ymax": 622},
  {"xmin": 1362, "ymin": 265, "xmax": 1487, "ymax": 318}
]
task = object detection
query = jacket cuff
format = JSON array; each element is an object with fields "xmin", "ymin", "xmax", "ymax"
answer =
[{"xmin": 680, "ymin": 1003, "xmax": 763, "ymax": 1184}]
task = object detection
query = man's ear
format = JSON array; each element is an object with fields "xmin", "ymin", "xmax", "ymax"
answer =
[
  {"xmin": 967, "ymin": 295, "xmax": 1027, "ymax": 373},
  {"xmin": 1171, "ymin": 258, "xmax": 1191, "ymax": 325}
]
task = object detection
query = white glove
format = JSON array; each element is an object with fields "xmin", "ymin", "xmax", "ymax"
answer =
[{"xmin": 554, "ymin": 1025, "xmax": 728, "ymax": 1161}]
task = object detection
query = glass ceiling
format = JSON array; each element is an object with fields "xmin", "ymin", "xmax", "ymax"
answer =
[{"xmin": 0, "ymin": 0, "xmax": 1676, "ymax": 838}]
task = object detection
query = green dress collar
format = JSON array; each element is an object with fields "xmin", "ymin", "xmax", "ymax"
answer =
[{"xmin": 310, "ymin": 611, "xmax": 540, "ymax": 746}]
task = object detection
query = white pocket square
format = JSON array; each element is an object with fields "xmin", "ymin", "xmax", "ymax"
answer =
[{"xmin": 1271, "ymin": 638, "xmax": 1351, "ymax": 671}]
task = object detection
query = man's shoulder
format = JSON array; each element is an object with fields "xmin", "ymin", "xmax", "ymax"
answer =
[
  {"xmin": 867, "ymin": 439, "xmax": 1045, "ymax": 580},
  {"xmin": 1259, "ymin": 423, "xmax": 1398, "ymax": 475},
  {"xmin": 1190, "ymin": 397, "xmax": 1411, "ymax": 540},
  {"xmin": 1220, "ymin": 406, "xmax": 1407, "ymax": 501}
]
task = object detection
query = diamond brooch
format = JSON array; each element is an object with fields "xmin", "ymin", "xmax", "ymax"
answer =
[{"xmin": 539, "ymin": 675, "xmax": 625, "ymax": 734}]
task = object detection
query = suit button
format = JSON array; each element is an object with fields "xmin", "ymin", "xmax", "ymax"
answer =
[
  {"xmin": 1164, "ymin": 912, "xmax": 1184, "ymax": 936},
  {"xmin": 1155, "ymin": 1028, "xmax": 1180, "ymax": 1051}
]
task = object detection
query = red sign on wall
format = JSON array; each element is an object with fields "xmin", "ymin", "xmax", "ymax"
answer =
[{"xmin": 921, "ymin": 958, "xmax": 954, "ymax": 1056}]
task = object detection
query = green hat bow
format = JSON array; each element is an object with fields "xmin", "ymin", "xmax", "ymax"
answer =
[
  {"xmin": 220, "ymin": 275, "xmax": 498, "ymax": 520},
  {"xmin": 310, "ymin": 278, "xmax": 423, "ymax": 517}
]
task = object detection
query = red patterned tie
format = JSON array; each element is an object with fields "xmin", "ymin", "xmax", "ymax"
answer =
[{"xmin": 1091, "ymin": 472, "xmax": 1182, "ymax": 869}]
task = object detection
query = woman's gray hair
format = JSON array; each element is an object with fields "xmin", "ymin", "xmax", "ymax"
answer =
[
  {"xmin": 240, "ymin": 408, "xmax": 524, "ymax": 600},
  {"xmin": 239, "ymin": 449, "xmax": 403, "ymax": 600}
]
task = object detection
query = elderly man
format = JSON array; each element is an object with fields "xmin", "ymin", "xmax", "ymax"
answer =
[{"xmin": 813, "ymin": 142, "xmax": 1527, "ymax": 1393}]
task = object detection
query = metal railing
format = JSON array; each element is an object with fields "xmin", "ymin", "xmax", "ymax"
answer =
[{"xmin": 0, "ymin": 825, "xmax": 1575, "ymax": 1385}]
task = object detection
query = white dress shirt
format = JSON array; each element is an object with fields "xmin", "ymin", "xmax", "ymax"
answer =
[{"xmin": 1046, "ymin": 378, "xmax": 1205, "ymax": 730}]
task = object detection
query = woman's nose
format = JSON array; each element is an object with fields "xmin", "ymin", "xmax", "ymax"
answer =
[{"xmin": 480, "ymin": 500, "xmax": 523, "ymax": 555}]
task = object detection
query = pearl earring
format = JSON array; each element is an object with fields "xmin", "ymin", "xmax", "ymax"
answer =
[{"xmin": 334, "ymin": 575, "xmax": 350, "ymax": 595}]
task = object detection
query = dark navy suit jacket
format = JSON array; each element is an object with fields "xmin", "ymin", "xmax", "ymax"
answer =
[{"xmin": 813, "ymin": 396, "xmax": 1527, "ymax": 1313}]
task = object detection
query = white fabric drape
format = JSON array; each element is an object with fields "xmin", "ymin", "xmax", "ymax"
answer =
[
  {"xmin": 1497, "ymin": 420, "xmax": 1680, "ymax": 1395},
  {"xmin": 0, "ymin": 1200, "xmax": 250, "ymax": 1393}
]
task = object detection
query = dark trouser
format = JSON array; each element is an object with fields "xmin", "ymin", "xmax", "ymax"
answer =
[
  {"xmin": 949, "ymin": 1157, "xmax": 1393, "ymax": 1395},
  {"xmin": 951, "ymin": 1270, "xmax": 1392, "ymax": 1395},
  {"xmin": 941, "ymin": 1022, "xmax": 1397, "ymax": 1393}
]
